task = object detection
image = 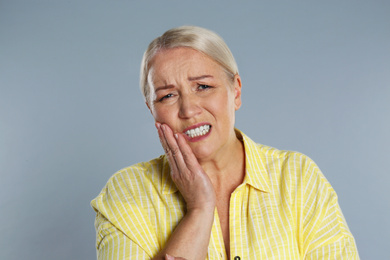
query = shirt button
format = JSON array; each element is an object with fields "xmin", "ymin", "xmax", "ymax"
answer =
[{"xmin": 234, "ymin": 257, "xmax": 241, "ymax": 260}]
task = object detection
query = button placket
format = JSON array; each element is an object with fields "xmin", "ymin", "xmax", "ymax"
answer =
[{"xmin": 230, "ymin": 185, "xmax": 245, "ymax": 260}]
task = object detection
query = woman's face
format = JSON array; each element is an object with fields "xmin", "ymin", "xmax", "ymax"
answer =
[{"xmin": 147, "ymin": 47, "xmax": 242, "ymax": 160}]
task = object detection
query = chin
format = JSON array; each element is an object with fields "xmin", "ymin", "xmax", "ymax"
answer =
[{"xmin": 190, "ymin": 145, "xmax": 214, "ymax": 160}]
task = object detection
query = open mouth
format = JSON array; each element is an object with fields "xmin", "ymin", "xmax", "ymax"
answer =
[{"xmin": 184, "ymin": 124, "xmax": 211, "ymax": 138}]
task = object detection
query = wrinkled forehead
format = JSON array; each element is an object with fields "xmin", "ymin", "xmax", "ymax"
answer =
[{"xmin": 147, "ymin": 48, "xmax": 226, "ymax": 88}]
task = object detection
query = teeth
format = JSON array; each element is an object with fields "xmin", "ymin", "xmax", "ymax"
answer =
[{"xmin": 185, "ymin": 125, "xmax": 211, "ymax": 138}]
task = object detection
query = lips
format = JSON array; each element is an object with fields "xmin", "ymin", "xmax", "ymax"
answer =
[{"xmin": 183, "ymin": 123, "xmax": 212, "ymax": 139}]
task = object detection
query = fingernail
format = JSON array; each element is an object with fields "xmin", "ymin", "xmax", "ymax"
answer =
[
  {"xmin": 155, "ymin": 122, "xmax": 161, "ymax": 129},
  {"xmin": 165, "ymin": 254, "xmax": 174, "ymax": 260},
  {"xmin": 174, "ymin": 133, "xmax": 178, "ymax": 139}
]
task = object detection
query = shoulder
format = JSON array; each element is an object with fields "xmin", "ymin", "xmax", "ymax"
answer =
[
  {"xmin": 242, "ymin": 130, "xmax": 321, "ymax": 174},
  {"xmin": 91, "ymin": 155, "xmax": 168, "ymax": 211},
  {"xmin": 257, "ymin": 144, "xmax": 337, "ymax": 206},
  {"xmin": 91, "ymin": 157, "xmax": 166, "ymax": 257},
  {"xmin": 241, "ymin": 130, "xmax": 332, "ymax": 193},
  {"xmin": 262, "ymin": 144, "xmax": 329, "ymax": 184},
  {"xmin": 108, "ymin": 155, "xmax": 165, "ymax": 187},
  {"xmin": 240, "ymin": 131, "xmax": 359, "ymax": 255}
]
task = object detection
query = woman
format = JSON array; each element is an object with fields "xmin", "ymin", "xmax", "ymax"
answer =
[{"xmin": 91, "ymin": 26, "xmax": 359, "ymax": 260}]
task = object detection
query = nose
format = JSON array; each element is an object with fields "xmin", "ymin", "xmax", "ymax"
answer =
[{"xmin": 178, "ymin": 94, "xmax": 202, "ymax": 119}]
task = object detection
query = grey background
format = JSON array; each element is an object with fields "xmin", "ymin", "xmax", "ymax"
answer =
[{"xmin": 1, "ymin": 0, "xmax": 389, "ymax": 259}]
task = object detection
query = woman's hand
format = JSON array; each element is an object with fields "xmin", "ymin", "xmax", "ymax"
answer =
[
  {"xmin": 156, "ymin": 122, "xmax": 216, "ymax": 212},
  {"xmin": 165, "ymin": 253, "xmax": 188, "ymax": 260},
  {"xmin": 152, "ymin": 122, "xmax": 215, "ymax": 260}
]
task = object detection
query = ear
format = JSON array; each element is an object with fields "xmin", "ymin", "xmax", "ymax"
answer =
[{"xmin": 233, "ymin": 74, "xmax": 242, "ymax": 111}]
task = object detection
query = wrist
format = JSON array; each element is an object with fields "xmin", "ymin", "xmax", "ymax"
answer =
[{"xmin": 186, "ymin": 204, "xmax": 215, "ymax": 216}]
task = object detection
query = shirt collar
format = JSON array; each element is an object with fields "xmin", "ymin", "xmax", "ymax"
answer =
[
  {"xmin": 237, "ymin": 129, "xmax": 271, "ymax": 193},
  {"xmin": 161, "ymin": 129, "xmax": 271, "ymax": 195}
]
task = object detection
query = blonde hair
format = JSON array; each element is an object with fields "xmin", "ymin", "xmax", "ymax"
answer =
[{"xmin": 140, "ymin": 25, "xmax": 239, "ymax": 102}]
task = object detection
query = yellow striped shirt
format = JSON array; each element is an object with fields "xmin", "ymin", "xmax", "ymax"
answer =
[{"xmin": 91, "ymin": 130, "xmax": 359, "ymax": 259}]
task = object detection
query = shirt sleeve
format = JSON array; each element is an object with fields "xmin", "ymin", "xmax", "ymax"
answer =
[
  {"xmin": 298, "ymin": 156, "xmax": 359, "ymax": 259},
  {"xmin": 304, "ymin": 207, "xmax": 359, "ymax": 259},
  {"xmin": 94, "ymin": 212, "xmax": 151, "ymax": 260}
]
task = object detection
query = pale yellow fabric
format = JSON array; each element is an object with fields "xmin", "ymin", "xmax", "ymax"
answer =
[{"xmin": 91, "ymin": 130, "xmax": 359, "ymax": 259}]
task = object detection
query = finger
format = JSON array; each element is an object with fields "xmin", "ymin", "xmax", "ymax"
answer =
[
  {"xmin": 165, "ymin": 254, "xmax": 174, "ymax": 260},
  {"xmin": 165, "ymin": 254, "xmax": 187, "ymax": 260},
  {"xmin": 161, "ymin": 124, "xmax": 181, "ymax": 158},
  {"xmin": 156, "ymin": 122, "xmax": 170, "ymax": 152},
  {"xmin": 161, "ymin": 125, "xmax": 191, "ymax": 179},
  {"xmin": 155, "ymin": 122, "xmax": 167, "ymax": 149},
  {"xmin": 175, "ymin": 133, "xmax": 202, "ymax": 173},
  {"xmin": 156, "ymin": 123, "xmax": 179, "ymax": 175}
]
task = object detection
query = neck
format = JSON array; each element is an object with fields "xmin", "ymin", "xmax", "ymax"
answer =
[{"xmin": 198, "ymin": 133, "xmax": 245, "ymax": 189}]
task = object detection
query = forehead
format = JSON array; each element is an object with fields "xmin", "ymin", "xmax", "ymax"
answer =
[{"xmin": 148, "ymin": 47, "xmax": 225, "ymax": 84}]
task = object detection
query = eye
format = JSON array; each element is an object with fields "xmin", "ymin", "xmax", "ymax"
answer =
[
  {"xmin": 159, "ymin": 93, "xmax": 174, "ymax": 102},
  {"xmin": 198, "ymin": 84, "xmax": 212, "ymax": 90}
]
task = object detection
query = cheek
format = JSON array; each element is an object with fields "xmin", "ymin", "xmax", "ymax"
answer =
[
  {"xmin": 219, "ymin": 90, "xmax": 235, "ymax": 108},
  {"xmin": 152, "ymin": 105, "xmax": 175, "ymax": 123},
  {"xmin": 206, "ymin": 92, "xmax": 234, "ymax": 116}
]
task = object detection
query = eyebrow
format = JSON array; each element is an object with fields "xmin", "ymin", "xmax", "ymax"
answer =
[
  {"xmin": 188, "ymin": 75, "xmax": 213, "ymax": 81},
  {"xmin": 155, "ymin": 85, "xmax": 174, "ymax": 93},
  {"xmin": 154, "ymin": 75, "xmax": 214, "ymax": 92}
]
